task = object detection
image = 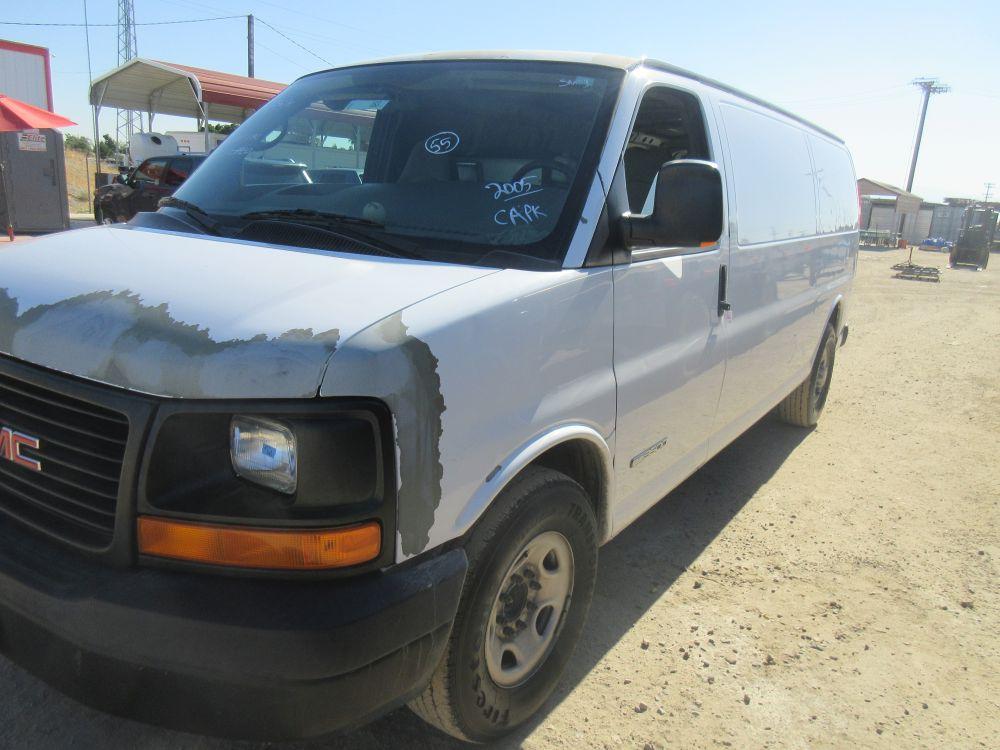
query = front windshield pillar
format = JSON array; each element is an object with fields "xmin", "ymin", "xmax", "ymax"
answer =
[
  {"xmin": 561, "ymin": 70, "xmax": 650, "ymax": 269},
  {"xmin": 561, "ymin": 174, "xmax": 612, "ymax": 268}
]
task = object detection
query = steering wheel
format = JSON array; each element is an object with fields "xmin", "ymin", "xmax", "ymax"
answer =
[{"xmin": 512, "ymin": 159, "xmax": 574, "ymax": 186}]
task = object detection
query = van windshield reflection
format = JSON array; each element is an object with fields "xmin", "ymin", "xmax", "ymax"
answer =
[{"xmin": 172, "ymin": 61, "xmax": 623, "ymax": 269}]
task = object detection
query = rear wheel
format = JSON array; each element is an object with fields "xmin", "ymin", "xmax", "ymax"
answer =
[
  {"xmin": 777, "ymin": 323, "xmax": 837, "ymax": 427},
  {"xmin": 409, "ymin": 467, "xmax": 598, "ymax": 742}
]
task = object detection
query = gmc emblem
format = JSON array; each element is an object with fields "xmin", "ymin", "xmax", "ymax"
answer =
[{"xmin": 0, "ymin": 426, "xmax": 42, "ymax": 472}]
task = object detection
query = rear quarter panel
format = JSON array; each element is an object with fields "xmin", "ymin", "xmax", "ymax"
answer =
[{"xmin": 708, "ymin": 94, "xmax": 858, "ymax": 450}]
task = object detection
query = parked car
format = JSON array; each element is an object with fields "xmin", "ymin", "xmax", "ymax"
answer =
[
  {"xmin": 0, "ymin": 52, "xmax": 858, "ymax": 743},
  {"xmin": 93, "ymin": 153, "xmax": 206, "ymax": 223}
]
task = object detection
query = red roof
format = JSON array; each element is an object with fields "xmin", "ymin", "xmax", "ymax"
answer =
[
  {"xmin": 0, "ymin": 93, "xmax": 75, "ymax": 132},
  {"xmin": 159, "ymin": 62, "xmax": 286, "ymax": 112},
  {"xmin": 90, "ymin": 58, "xmax": 288, "ymax": 123}
]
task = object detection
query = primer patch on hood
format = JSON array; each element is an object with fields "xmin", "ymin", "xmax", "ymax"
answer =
[
  {"xmin": 0, "ymin": 225, "xmax": 494, "ymax": 397},
  {"xmin": 0, "ymin": 288, "xmax": 339, "ymax": 398}
]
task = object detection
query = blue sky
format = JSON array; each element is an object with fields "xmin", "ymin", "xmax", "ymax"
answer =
[{"xmin": 3, "ymin": 0, "xmax": 998, "ymax": 201}]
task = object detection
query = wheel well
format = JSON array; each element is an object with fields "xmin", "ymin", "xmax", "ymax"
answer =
[
  {"xmin": 529, "ymin": 439, "xmax": 609, "ymax": 542},
  {"xmin": 829, "ymin": 301, "xmax": 842, "ymax": 332}
]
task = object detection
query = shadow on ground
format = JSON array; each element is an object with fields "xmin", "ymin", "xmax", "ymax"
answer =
[{"xmin": 0, "ymin": 416, "xmax": 809, "ymax": 750}]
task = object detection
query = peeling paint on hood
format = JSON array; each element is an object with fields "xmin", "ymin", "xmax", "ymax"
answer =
[{"xmin": 0, "ymin": 225, "xmax": 495, "ymax": 398}]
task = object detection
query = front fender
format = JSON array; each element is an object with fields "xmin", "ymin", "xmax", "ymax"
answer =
[{"xmin": 321, "ymin": 266, "xmax": 617, "ymax": 561}]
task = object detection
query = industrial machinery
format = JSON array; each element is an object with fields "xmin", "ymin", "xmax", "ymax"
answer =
[{"xmin": 950, "ymin": 207, "xmax": 997, "ymax": 270}]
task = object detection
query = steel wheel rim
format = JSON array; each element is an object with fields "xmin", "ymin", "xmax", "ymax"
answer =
[
  {"xmin": 813, "ymin": 338, "xmax": 834, "ymax": 410},
  {"xmin": 485, "ymin": 530, "xmax": 574, "ymax": 688}
]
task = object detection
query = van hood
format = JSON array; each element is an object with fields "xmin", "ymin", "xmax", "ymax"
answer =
[{"xmin": 0, "ymin": 225, "xmax": 495, "ymax": 398}]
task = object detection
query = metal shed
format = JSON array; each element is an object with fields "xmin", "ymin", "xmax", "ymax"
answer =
[
  {"xmin": 88, "ymin": 58, "xmax": 285, "ymax": 154},
  {"xmin": 858, "ymin": 178, "xmax": 924, "ymax": 243}
]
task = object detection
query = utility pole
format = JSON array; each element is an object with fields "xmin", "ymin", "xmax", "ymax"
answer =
[
  {"xmin": 247, "ymin": 14, "xmax": 255, "ymax": 78},
  {"xmin": 905, "ymin": 77, "xmax": 949, "ymax": 193},
  {"xmin": 83, "ymin": 0, "xmax": 102, "ymax": 177},
  {"xmin": 984, "ymin": 182, "xmax": 995, "ymax": 206},
  {"xmin": 116, "ymin": 0, "xmax": 139, "ymax": 151}
]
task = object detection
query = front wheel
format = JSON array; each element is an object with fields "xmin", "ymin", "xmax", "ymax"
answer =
[
  {"xmin": 94, "ymin": 203, "xmax": 115, "ymax": 224},
  {"xmin": 409, "ymin": 467, "xmax": 598, "ymax": 742},
  {"xmin": 777, "ymin": 323, "xmax": 838, "ymax": 427}
]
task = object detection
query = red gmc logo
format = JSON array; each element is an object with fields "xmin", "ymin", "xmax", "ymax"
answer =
[{"xmin": 0, "ymin": 426, "xmax": 42, "ymax": 472}]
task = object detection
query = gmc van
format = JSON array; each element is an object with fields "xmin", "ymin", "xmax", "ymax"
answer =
[{"xmin": 0, "ymin": 52, "xmax": 857, "ymax": 742}]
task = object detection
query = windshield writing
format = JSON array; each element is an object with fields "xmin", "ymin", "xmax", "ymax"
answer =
[{"xmin": 173, "ymin": 61, "xmax": 622, "ymax": 269}]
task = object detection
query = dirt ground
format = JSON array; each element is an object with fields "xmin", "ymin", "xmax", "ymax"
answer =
[{"xmin": 0, "ymin": 245, "xmax": 996, "ymax": 749}]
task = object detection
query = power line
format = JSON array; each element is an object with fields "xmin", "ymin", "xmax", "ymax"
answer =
[
  {"xmin": 781, "ymin": 84, "xmax": 908, "ymax": 105},
  {"xmin": 256, "ymin": 17, "xmax": 333, "ymax": 67},
  {"xmin": 256, "ymin": 40, "xmax": 311, "ymax": 71},
  {"xmin": 791, "ymin": 90, "xmax": 911, "ymax": 111},
  {"xmin": 0, "ymin": 15, "xmax": 243, "ymax": 27}
]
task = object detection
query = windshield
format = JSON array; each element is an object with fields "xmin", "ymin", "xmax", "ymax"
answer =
[{"xmin": 173, "ymin": 60, "xmax": 623, "ymax": 269}]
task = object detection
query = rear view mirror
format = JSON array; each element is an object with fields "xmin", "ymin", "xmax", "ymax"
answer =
[{"xmin": 624, "ymin": 159, "xmax": 723, "ymax": 249}]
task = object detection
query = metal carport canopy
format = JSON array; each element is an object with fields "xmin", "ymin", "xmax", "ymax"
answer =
[{"xmin": 88, "ymin": 58, "xmax": 286, "ymax": 125}]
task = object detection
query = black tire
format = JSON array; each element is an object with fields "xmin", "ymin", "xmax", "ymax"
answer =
[
  {"xmin": 777, "ymin": 323, "xmax": 837, "ymax": 427},
  {"xmin": 95, "ymin": 203, "xmax": 116, "ymax": 225},
  {"xmin": 409, "ymin": 466, "xmax": 598, "ymax": 742}
]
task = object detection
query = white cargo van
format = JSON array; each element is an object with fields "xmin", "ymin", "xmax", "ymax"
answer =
[{"xmin": 0, "ymin": 52, "xmax": 857, "ymax": 742}]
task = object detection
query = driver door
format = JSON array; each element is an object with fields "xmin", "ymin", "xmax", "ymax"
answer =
[{"xmin": 610, "ymin": 85, "xmax": 730, "ymax": 530}]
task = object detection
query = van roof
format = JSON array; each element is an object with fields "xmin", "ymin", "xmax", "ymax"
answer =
[{"xmin": 306, "ymin": 50, "xmax": 844, "ymax": 144}]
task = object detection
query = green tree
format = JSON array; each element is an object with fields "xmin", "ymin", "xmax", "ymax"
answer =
[
  {"xmin": 200, "ymin": 122, "xmax": 238, "ymax": 135},
  {"xmin": 64, "ymin": 134, "xmax": 92, "ymax": 152},
  {"xmin": 99, "ymin": 134, "xmax": 124, "ymax": 159}
]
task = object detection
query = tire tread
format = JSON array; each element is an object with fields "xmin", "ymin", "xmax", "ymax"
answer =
[
  {"xmin": 408, "ymin": 467, "xmax": 594, "ymax": 742},
  {"xmin": 777, "ymin": 323, "xmax": 836, "ymax": 427}
]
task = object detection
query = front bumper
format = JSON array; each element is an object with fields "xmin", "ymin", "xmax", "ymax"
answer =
[{"xmin": 0, "ymin": 521, "xmax": 466, "ymax": 741}]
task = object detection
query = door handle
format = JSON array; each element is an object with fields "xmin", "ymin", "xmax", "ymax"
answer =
[{"xmin": 717, "ymin": 264, "xmax": 731, "ymax": 318}]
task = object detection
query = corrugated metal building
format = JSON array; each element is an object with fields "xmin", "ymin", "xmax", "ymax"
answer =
[
  {"xmin": 0, "ymin": 39, "xmax": 51, "ymax": 110},
  {"xmin": 858, "ymin": 177, "xmax": 924, "ymax": 242},
  {"xmin": 929, "ymin": 203, "xmax": 967, "ymax": 243}
]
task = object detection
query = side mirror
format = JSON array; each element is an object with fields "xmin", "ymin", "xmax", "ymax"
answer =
[
  {"xmin": 624, "ymin": 159, "xmax": 723, "ymax": 249},
  {"xmin": 114, "ymin": 174, "xmax": 127, "ymax": 185}
]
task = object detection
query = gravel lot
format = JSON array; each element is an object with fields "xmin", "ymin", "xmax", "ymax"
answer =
[{"xmin": 0, "ymin": 245, "xmax": 996, "ymax": 749}]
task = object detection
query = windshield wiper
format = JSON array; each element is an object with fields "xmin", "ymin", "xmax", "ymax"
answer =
[
  {"xmin": 239, "ymin": 208, "xmax": 385, "ymax": 229},
  {"xmin": 236, "ymin": 212, "xmax": 420, "ymax": 259},
  {"xmin": 158, "ymin": 197, "xmax": 221, "ymax": 235}
]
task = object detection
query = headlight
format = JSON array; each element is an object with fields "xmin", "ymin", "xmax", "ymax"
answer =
[{"xmin": 230, "ymin": 416, "xmax": 297, "ymax": 494}]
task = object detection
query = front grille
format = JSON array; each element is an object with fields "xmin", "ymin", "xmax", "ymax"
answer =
[{"xmin": 0, "ymin": 370, "xmax": 129, "ymax": 549}]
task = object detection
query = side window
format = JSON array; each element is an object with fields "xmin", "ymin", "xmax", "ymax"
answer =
[
  {"xmin": 164, "ymin": 158, "xmax": 192, "ymax": 187},
  {"xmin": 135, "ymin": 158, "xmax": 169, "ymax": 184},
  {"xmin": 720, "ymin": 104, "xmax": 816, "ymax": 245},
  {"xmin": 623, "ymin": 87, "xmax": 710, "ymax": 214},
  {"xmin": 809, "ymin": 136, "xmax": 858, "ymax": 234}
]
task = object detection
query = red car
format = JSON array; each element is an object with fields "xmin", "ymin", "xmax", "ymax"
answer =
[{"xmin": 94, "ymin": 154, "xmax": 207, "ymax": 224}]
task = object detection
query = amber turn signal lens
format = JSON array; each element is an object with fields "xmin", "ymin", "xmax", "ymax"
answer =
[{"xmin": 137, "ymin": 517, "xmax": 381, "ymax": 570}]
